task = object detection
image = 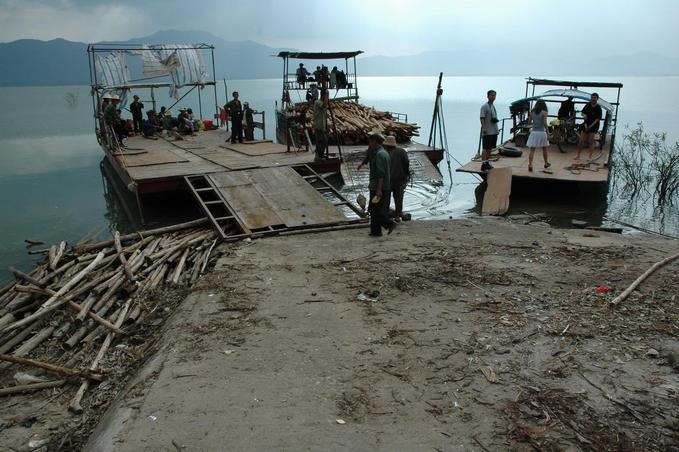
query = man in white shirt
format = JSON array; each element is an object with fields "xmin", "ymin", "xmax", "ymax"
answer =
[{"xmin": 480, "ymin": 90, "xmax": 499, "ymax": 171}]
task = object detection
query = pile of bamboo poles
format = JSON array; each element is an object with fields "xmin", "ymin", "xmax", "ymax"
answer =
[
  {"xmin": 288, "ymin": 101, "xmax": 420, "ymax": 144},
  {"xmin": 0, "ymin": 218, "xmax": 218, "ymax": 413}
]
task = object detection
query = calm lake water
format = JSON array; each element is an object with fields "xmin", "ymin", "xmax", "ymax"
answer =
[{"xmin": 1, "ymin": 76, "xmax": 678, "ymax": 281}]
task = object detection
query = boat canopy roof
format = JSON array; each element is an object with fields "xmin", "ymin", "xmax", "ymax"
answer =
[
  {"xmin": 528, "ymin": 78, "xmax": 623, "ymax": 89},
  {"xmin": 277, "ymin": 51, "xmax": 363, "ymax": 60},
  {"xmin": 511, "ymin": 89, "xmax": 615, "ymax": 114}
]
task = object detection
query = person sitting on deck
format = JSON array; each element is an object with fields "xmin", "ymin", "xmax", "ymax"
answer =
[
  {"xmin": 281, "ymin": 90, "xmax": 292, "ymax": 108},
  {"xmin": 296, "ymin": 63, "xmax": 309, "ymax": 88},
  {"xmin": 142, "ymin": 110, "xmax": 159, "ymax": 139},
  {"xmin": 558, "ymin": 96, "xmax": 575, "ymax": 120},
  {"xmin": 306, "ymin": 83, "xmax": 319, "ymax": 103},
  {"xmin": 177, "ymin": 110, "xmax": 196, "ymax": 136},
  {"xmin": 575, "ymin": 93, "xmax": 603, "ymax": 160},
  {"xmin": 103, "ymin": 94, "xmax": 126, "ymax": 142},
  {"xmin": 161, "ymin": 110, "xmax": 177, "ymax": 135},
  {"xmin": 100, "ymin": 95, "xmax": 110, "ymax": 114}
]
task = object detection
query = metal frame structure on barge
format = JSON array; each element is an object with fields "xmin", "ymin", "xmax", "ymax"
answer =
[{"xmin": 274, "ymin": 50, "xmax": 445, "ymax": 170}]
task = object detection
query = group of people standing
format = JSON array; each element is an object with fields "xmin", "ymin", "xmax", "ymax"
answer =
[
  {"xmin": 310, "ymin": 90, "xmax": 410, "ymax": 237},
  {"xmin": 223, "ymin": 91, "xmax": 257, "ymax": 144},
  {"xmin": 296, "ymin": 63, "xmax": 349, "ymax": 90},
  {"xmin": 479, "ymin": 90, "xmax": 603, "ymax": 172},
  {"xmin": 357, "ymin": 131, "xmax": 410, "ymax": 237}
]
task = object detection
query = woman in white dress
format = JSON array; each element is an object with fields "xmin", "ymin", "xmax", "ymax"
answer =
[{"xmin": 526, "ymin": 100, "xmax": 551, "ymax": 172}]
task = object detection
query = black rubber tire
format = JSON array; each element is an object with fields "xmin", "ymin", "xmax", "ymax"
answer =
[
  {"xmin": 567, "ymin": 129, "xmax": 580, "ymax": 146},
  {"xmin": 499, "ymin": 146, "xmax": 523, "ymax": 157},
  {"xmin": 556, "ymin": 133, "xmax": 566, "ymax": 153}
]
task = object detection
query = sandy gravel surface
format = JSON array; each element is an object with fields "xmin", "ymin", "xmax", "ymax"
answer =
[{"xmin": 80, "ymin": 218, "xmax": 677, "ymax": 451}]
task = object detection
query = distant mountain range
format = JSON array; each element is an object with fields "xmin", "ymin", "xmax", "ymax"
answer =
[{"xmin": 1, "ymin": 29, "xmax": 678, "ymax": 86}]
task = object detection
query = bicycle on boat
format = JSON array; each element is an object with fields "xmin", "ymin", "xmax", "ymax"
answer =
[{"xmin": 549, "ymin": 117, "xmax": 579, "ymax": 153}]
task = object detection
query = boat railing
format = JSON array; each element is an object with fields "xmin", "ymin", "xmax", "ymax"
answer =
[
  {"xmin": 283, "ymin": 73, "xmax": 357, "ymax": 94},
  {"xmin": 389, "ymin": 112, "xmax": 409, "ymax": 123},
  {"xmin": 500, "ymin": 117, "xmax": 512, "ymax": 143}
]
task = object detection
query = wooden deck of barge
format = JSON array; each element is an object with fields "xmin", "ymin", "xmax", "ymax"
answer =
[
  {"xmin": 104, "ymin": 128, "xmax": 443, "ymax": 232},
  {"xmin": 110, "ymin": 129, "xmax": 329, "ymax": 194},
  {"xmin": 456, "ymin": 138, "xmax": 612, "ymax": 183},
  {"xmin": 108, "ymin": 129, "xmax": 443, "ymax": 193}
]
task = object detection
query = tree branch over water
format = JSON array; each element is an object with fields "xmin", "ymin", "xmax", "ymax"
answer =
[{"xmin": 612, "ymin": 123, "xmax": 679, "ymax": 206}]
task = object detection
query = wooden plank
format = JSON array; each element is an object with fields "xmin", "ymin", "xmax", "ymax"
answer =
[
  {"xmin": 252, "ymin": 167, "xmax": 346, "ymax": 227},
  {"xmin": 196, "ymin": 152, "xmax": 260, "ymax": 170},
  {"xmin": 210, "ymin": 170, "xmax": 255, "ymax": 188},
  {"xmin": 242, "ymin": 140, "xmax": 274, "ymax": 145},
  {"xmin": 207, "ymin": 167, "xmax": 346, "ymax": 230},
  {"xmin": 208, "ymin": 171, "xmax": 285, "ymax": 230},
  {"xmin": 223, "ymin": 142, "xmax": 289, "ymax": 156},
  {"xmin": 482, "ymin": 167, "xmax": 512, "ymax": 215},
  {"xmin": 120, "ymin": 148, "xmax": 189, "ymax": 167}
]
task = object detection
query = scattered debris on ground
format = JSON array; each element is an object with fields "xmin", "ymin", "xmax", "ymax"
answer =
[{"xmin": 1, "ymin": 219, "xmax": 677, "ymax": 451}]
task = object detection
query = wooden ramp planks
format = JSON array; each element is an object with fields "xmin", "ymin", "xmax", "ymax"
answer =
[
  {"xmin": 253, "ymin": 167, "xmax": 346, "ymax": 228},
  {"xmin": 207, "ymin": 167, "xmax": 347, "ymax": 231},
  {"xmin": 482, "ymin": 167, "xmax": 512, "ymax": 215}
]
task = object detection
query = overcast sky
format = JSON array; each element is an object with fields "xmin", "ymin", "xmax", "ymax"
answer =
[{"xmin": 1, "ymin": 0, "xmax": 678, "ymax": 58}]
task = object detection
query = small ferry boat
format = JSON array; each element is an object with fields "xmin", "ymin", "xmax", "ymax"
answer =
[
  {"xmin": 87, "ymin": 42, "xmax": 367, "ymax": 237},
  {"xmin": 457, "ymin": 78, "xmax": 623, "ymax": 199}
]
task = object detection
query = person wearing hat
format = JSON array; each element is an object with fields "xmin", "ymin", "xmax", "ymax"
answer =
[
  {"xmin": 161, "ymin": 109, "xmax": 176, "ymax": 135},
  {"xmin": 129, "ymin": 94, "xmax": 144, "ymax": 135},
  {"xmin": 100, "ymin": 93, "xmax": 112, "ymax": 114},
  {"xmin": 225, "ymin": 91, "xmax": 244, "ymax": 144},
  {"xmin": 296, "ymin": 63, "xmax": 309, "ymax": 88},
  {"xmin": 312, "ymin": 90, "xmax": 329, "ymax": 161},
  {"xmin": 177, "ymin": 109, "xmax": 196, "ymax": 136},
  {"xmin": 103, "ymin": 94, "xmax": 125, "ymax": 141},
  {"xmin": 383, "ymin": 135, "xmax": 410, "ymax": 222},
  {"xmin": 359, "ymin": 131, "xmax": 396, "ymax": 236}
]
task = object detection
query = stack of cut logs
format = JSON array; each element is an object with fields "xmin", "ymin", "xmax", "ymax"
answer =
[
  {"xmin": 288, "ymin": 101, "xmax": 420, "ymax": 145},
  {"xmin": 0, "ymin": 218, "xmax": 216, "ymax": 413}
]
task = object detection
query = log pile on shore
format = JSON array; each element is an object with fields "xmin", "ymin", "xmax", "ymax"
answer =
[
  {"xmin": 0, "ymin": 218, "xmax": 217, "ymax": 414},
  {"xmin": 288, "ymin": 101, "xmax": 420, "ymax": 144}
]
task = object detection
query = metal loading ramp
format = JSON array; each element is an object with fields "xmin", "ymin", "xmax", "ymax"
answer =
[{"xmin": 186, "ymin": 165, "xmax": 366, "ymax": 239}]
